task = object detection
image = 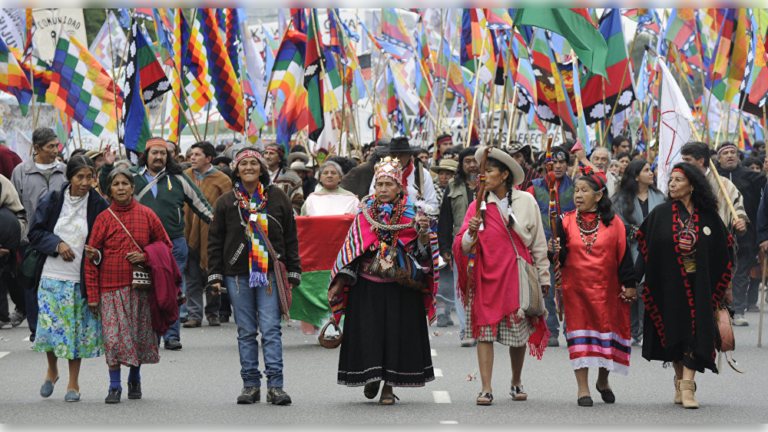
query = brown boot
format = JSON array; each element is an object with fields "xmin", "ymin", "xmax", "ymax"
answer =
[
  {"xmin": 674, "ymin": 376, "xmax": 682, "ymax": 404},
  {"xmin": 679, "ymin": 379, "xmax": 699, "ymax": 409}
]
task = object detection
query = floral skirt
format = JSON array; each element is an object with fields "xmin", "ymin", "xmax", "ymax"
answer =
[
  {"xmin": 101, "ymin": 286, "xmax": 159, "ymax": 367},
  {"xmin": 34, "ymin": 278, "xmax": 103, "ymax": 359}
]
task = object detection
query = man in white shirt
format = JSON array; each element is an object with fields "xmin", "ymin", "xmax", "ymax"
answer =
[{"xmin": 368, "ymin": 137, "xmax": 438, "ymax": 213}]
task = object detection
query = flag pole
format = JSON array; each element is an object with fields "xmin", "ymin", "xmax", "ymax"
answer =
[
  {"xmin": 436, "ymin": 12, "xmax": 461, "ymax": 136},
  {"xmin": 467, "ymin": 39, "xmax": 486, "ymax": 148},
  {"xmin": 106, "ymin": 9, "xmax": 125, "ymax": 154},
  {"xmin": 601, "ymin": 29, "xmax": 639, "ymax": 146},
  {"xmin": 76, "ymin": 122, "xmax": 83, "ymax": 149},
  {"xmin": 505, "ymin": 86, "xmax": 519, "ymax": 147},
  {"xmin": 485, "ymin": 83, "xmax": 496, "ymax": 146},
  {"xmin": 688, "ymin": 121, "xmax": 739, "ymax": 220}
]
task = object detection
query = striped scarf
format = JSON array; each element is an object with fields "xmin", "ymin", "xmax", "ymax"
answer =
[{"xmin": 235, "ymin": 182, "xmax": 269, "ymax": 288}]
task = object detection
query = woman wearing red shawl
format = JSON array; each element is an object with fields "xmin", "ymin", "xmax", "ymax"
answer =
[
  {"xmin": 550, "ymin": 166, "xmax": 637, "ymax": 407},
  {"xmin": 328, "ymin": 157, "xmax": 439, "ymax": 405},
  {"xmin": 453, "ymin": 147, "xmax": 551, "ymax": 406},
  {"xmin": 635, "ymin": 162, "xmax": 733, "ymax": 409}
]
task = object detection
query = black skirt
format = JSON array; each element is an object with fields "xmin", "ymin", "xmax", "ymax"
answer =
[{"xmin": 337, "ymin": 276, "xmax": 435, "ymax": 387}]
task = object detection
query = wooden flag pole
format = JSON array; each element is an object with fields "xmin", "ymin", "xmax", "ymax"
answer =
[
  {"xmin": 504, "ymin": 87, "xmax": 519, "ymax": 148},
  {"xmin": 485, "ymin": 83, "xmax": 496, "ymax": 146},
  {"xmin": 601, "ymin": 28, "xmax": 639, "ymax": 146},
  {"xmin": 76, "ymin": 122, "xmax": 83, "ymax": 149},
  {"xmin": 498, "ymin": 77, "xmax": 509, "ymax": 145},
  {"xmin": 106, "ymin": 8, "xmax": 126, "ymax": 154},
  {"xmin": 467, "ymin": 42, "xmax": 486, "ymax": 148},
  {"xmin": 436, "ymin": 12, "xmax": 462, "ymax": 135},
  {"xmin": 689, "ymin": 121, "xmax": 739, "ymax": 220}
]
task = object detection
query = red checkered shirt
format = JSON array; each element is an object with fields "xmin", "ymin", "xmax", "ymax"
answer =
[{"xmin": 85, "ymin": 198, "xmax": 172, "ymax": 303}]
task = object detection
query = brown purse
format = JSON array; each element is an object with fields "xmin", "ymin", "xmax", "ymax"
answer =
[{"xmin": 108, "ymin": 209, "xmax": 152, "ymax": 290}]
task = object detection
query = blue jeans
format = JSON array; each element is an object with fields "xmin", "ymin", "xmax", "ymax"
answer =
[
  {"xmin": 163, "ymin": 237, "xmax": 188, "ymax": 342},
  {"xmin": 226, "ymin": 272, "xmax": 284, "ymax": 388},
  {"xmin": 545, "ymin": 262, "xmax": 564, "ymax": 338},
  {"xmin": 452, "ymin": 258, "xmax": 467, "ymax": 339}
]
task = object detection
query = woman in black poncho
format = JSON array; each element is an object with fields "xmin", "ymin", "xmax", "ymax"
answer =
[{"xmin": 635, "ymin": 162, "xmax": 733, "ymax": 410}]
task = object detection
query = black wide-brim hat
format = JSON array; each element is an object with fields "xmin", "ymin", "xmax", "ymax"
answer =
[{"xmin": 388, "ymin": 136, "xmax": 412, "ymax": 154}]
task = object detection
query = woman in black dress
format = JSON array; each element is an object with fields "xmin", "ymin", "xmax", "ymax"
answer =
[
  {"xmin": 636, "ymin": 162, "xmax": 733, "ymax": 409},
  {"xmin": 328, "ymin": 157, "xmax": 438, "ymax": 405}
]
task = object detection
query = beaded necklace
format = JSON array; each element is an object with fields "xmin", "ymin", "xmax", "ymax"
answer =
[
  {"xmin": 365, "ymin": 196, "xmax": 407, "ymax": 271},
  {"xmin": 576, "ymin": 210, "xmax": 600, "ymax": 254}
]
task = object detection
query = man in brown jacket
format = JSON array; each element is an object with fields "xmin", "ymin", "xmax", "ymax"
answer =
[{"xmin": 183, "ymin": 142, "xmax": 232, "ymax": 327}]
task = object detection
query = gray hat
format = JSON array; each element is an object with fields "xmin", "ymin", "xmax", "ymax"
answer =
[
  {"xmin": 287, "ymin": 152, "xmax": 310, "ymax": 164},
  {"xmin": 474, "ymin": 146, "xmax": 525, "ymax": 186},
  {"xmin": 289, "ymin": 161, "xmax": 312, "ymax": 173}
]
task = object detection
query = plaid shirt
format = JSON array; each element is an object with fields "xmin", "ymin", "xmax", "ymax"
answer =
[{"xmin": 85, "ymin": 198, "xmax": 172, "ymax": 303}]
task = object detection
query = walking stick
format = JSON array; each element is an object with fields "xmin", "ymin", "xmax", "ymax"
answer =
[
  {"xmin": 760, "ymin": 256, "xmax": 766, "ymax": 348},
  {"xmin": 544, "ymin": 136, "xmax": 564, "ymax": 322},
  {"xmin": 467, "ymin": 146, "xmax": 491, "ymax": 284}
]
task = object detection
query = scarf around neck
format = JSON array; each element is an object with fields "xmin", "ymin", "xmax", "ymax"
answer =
[{"xmin": 235, "ymin": 182, "xmax": 269, "ymax": 288}]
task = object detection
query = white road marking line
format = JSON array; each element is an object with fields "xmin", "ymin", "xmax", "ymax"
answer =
[
  {"xmin": 22, "ymin": 336, "xmax": 29, "ymax": 342},
  {"xmin": 435, "ymin": 368, "xmax": 443, "ymax": 377},
  {"xmin": 440, "ymin": 421, "xmax": 458, "ymax": 424},
  {"xmin": 431, "ymin": 349, "xmax": 437, "ymax": 357},
  {"xmin": 433, "ymin": 391, "xmax": 451, "ymax": 404},
  {"xmin": 0, "ymin": 352, "xmax": 9, "ymax": 359}
]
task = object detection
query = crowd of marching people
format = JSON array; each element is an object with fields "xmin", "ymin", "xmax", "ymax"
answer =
[{"xmin": 1, "ymin": 126, "xmax": 766, "ymax": 409}]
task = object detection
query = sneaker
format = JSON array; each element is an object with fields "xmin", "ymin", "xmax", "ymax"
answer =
[
  {"xmin": 127, "ymin": 381, "xmax": 142, "ymax": 399},
  {"xmin": 747, "ymin": 304, "xmax": 760, "ymax": 313},
  {"xmin": 547, "ymin": 336, "xmax": 560, "ymax": 347},
  {"xmin": 436, "ymin": 314, "xmax": 449, "ymax": 327},
  {"xmin": 164, "ymin": 339, "xmax": 182, "ymax": 350},
  {"xmin": 445, "ymin": 314, "xmax": 454, "ymax": 326},
  {"xmin": 460, "ymin": 337, "xmax": 477, "ymax": 347},
  {"xmin": 10, "ymin": 311, "xmax": 26, "ymax": 327},
  {"xmin": 182, "ymin": 319, "xmax": 201, "ymax": 328},
  {"xmin": 105, "ymin": 388, "xmax": 122, "ymax": 404},
  {"xmin": 732, "ymin": 314, "xmax": 749, "ymax": 327},
  {"xmin": 237, "ymin": 386, "xmax": 260, "ymax": 404},
  {"xmin": 266, "ymin": 387, "xmax": 292, "ymax": 405},
  {"xmin": 207, "ymin": 316, "xmax": 221, "ymax": 326},
  {"xmin": 0, "ymin": 321, "xmax": 8, "ymax": 329}
]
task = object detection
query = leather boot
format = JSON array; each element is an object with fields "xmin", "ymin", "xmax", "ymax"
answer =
[
  {"xmin": 674, "ymin": 376, "xmax": 682, "ymax": 404},
  {"xmin": 679, "ymin": 379, "xmax": 699, "ymax": 409}
]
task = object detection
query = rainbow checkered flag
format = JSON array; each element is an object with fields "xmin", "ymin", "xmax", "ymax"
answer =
[
  {"xmin": 199, "ymin": 8, "xmax": 245, "ymax": 134},
  {"xmin": 0, "ymin": 35, "xmax": 32, "ymax": 116},
  {"xmin": 45, "ymin": 29, "xmax": 123, "ymax": 137}
]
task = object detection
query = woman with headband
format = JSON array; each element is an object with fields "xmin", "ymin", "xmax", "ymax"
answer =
[
  {"xmin": 550, "ymin": 166, "xmax": 636, "ymax": 407},
  {"xmin": 635, "ymin": 162, "xmax": 733, "ymax": 409},
  {"xmin": 207, "ymin": 148, "xmax": 302, "ymax": 406}
]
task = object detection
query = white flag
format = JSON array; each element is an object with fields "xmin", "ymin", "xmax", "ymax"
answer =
[
  {"xmin": 89, "ymin": 11, "xmax": 126, "ymax": 71},
  {"xmin": 656, "ymin": 56, "xmax": 693, "ymax": 195},
  {"xmin": 242, "ymin": 22, "xmax": 267, "ymax": 104}
]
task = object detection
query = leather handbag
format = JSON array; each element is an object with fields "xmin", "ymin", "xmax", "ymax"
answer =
[
  {"xmin": 715, "ymin": 304, "xmax": 735, "ymax": 352},
  {"xmin": 108, "ymin": 209, "xmax": 152, "ymax": 290},
  {"xmin": 505, "ymin": 225, "xmax": 544, "ymax": 316},
  {"xmin": 318, "ymin": 320, "xmax": 343, "ymax": 349}
]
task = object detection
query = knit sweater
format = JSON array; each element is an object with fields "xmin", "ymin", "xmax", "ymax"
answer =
[
  {"xmin": 183, "ymin": 167, "xmax": 232, "ymax": 270},
  {"xmin": 100, "ymin": 162, "xmax": 213, "ymax": 239},
  {"xmin": 85, "ymin": 198, "xmax": 173, "ymax": 303}
]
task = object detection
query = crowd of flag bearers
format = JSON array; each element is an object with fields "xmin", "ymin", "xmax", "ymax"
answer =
[{"xmin": 0, "ymin": 6, "xmax": 767, "ymax": 411}]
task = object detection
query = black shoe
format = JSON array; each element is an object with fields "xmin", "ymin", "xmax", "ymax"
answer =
[
  {"xmin": 164, "ymin": 339, "xmax": 182, "ymax": 350},
  {"xmin": 267, "ymin": 387, "xmax": 292, "ymax": 405},
  {"xmin": 446, "ymin": 316, "xmax": 454, "ymax": 326},
  {"xmin": 105, "ymin": 388, "xmax": 122, "ymax": 404},
  {"xmin": 180, "ymin": 317, "xmax": 189, "ymax": 324},
  {"xmin": 577, "ymin": 396, "xmax": 593, "ymax": 407},
  {"xmin": 29, "ymin": 332, "xmax": 35, "ymax": 343},
  {"xmin": 10, "ymin": 311, "xmax": 26, "ymax": 327},
  {"xmin": 436, "ymin": 314, "xmax": 449, "ymax": 327},
  {"xmin": 220, "ymin": 315, "xmax": 230, "ymax": 323},
  {"xmin": 547, "ymin": 336, "xmax": 559, "ymax": 347},
  {"xmin": 127, "ymin": 381, "xmax": 142, "ymax": 399},
  {"xmin": 596, "ymin": 383, "xmax": 615, "ymax": 403},
  {"xmin": 237, "ymin": 387, "xmax": 260, "ymax": 404}
]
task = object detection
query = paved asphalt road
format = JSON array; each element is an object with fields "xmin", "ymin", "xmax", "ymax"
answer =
[{"xmin": 1, "ymin": 306, "xmax": 767, "ymax": 425}]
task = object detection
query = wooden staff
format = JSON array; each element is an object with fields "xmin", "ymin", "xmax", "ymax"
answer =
[
  {"xmin": 76, "ymin": 122, "xmax": 83, "ymax": 149},
  {"xmin": 689, "ymin": 121, "xmax": 739, "ymax": 221},
  {"xmin": 467, "ymin": 145, "xmax": 491, "ymax": 285},
  {"xmin": 467, "ymin": 49, "xmax": 485, "ymax": 148},
  {"xmin": 436, "ymin": 12, "xmax": 462, "ymax": 135},
  {"xmin": 544, "ymin": 136, "xmax": 563, "ymax": 321}
]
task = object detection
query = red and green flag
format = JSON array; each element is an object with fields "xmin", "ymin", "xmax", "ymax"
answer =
[
  {"xmin": 578, "ymin": 8, "xmax": 635, "ymax": 125},
  {"xmin": 513, "ymin": 8, "xmax": 608, "ymax": 78},
  {"xmin": 381, "ymin": 9, "xmax": 415, "ymax": 53},
  {"xmin": 304, "ymin": 9, "xmax": 325, "ymax": 141}
]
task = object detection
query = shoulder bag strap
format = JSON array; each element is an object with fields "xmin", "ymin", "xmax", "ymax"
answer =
[
  {"xmin": 136, "ymin": 174, "xmax": 167, "ymax": 201},
  {"xmin": 107, "ymin": 208, "xmax": 144, "ymax": 253}
]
